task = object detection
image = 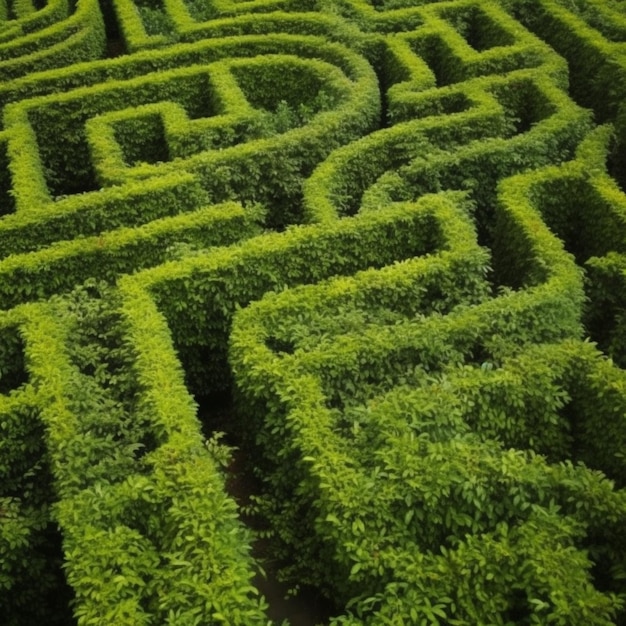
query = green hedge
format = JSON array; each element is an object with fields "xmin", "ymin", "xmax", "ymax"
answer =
[
  {"xmin": 108, "ymin": 0, "xmax": 320, "ymax": 52},
  {"xmin": 0, "ymin": 169, "xmax": 208, "ymax": 253},
  {"xmin": 0, "ymin": 0, "xmax": 105, "ymax": 80},
  {"xmin": 0, "ymin": 202, "xmax": 263, "ymax": 309},
  {"xmin": 0, "ymin": 308, "xmax": 71, "ymax": 625},
  {"xmin": 0, "ymin": 36, "xmax": 378, "ymax": 269},
  {"xmin": 171, "ymin": 10, "xmax": 362, "ymax": 46},
  {"xmin": 0, "ymin": 1, "xmax": 625, "ymax": 623},
  {"xmin": 507, "ymin": 0, "xmax": 626, "ymax": 124},
  {"xmin": 110, "ymin": 0, "xmax": 175, "ymax": 52},
  {"xmin": 494, "ymin": 125, "xmax": 626, "ymax": 366},
  {"xmin": 130, "ymin": 193, "xmax": 483, "ymax": 394},
  {"xmin": 305, "ymin": 71, "xmax": 591, "ymax": 232},
  {"xmin": 16, "ymin": 284, "xmax": 268, "ymax": 625},
  {"xmin": 0, "ymin": 35, "xmax": 380, "ymax": 312},
  {"xmin": 228, "ymin": 158, "xmax": 622, "ymax": 623},
  {"xmin": 0, "ymin": 0, "xmax": 69, "ymax": 41}
]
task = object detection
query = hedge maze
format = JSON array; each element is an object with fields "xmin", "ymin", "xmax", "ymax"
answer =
[{"xmin": 2, "ymin": 0, "xmax": 626, "ymax": 624}]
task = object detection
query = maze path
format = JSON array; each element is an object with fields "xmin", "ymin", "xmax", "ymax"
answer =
[{"xmin": 1, "ymin": 0, "xmax": 626, "ymax": 624}]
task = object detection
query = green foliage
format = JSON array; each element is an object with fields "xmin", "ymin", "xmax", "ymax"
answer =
[
  {"xmin": 138, "ymin": 193, "xmax": 482, "ymax": 394},
  {"xmin": 0, "ymin": 36, "xmax": 379, "ymax": 296},
  {"xmin": 0, "ymin": 0, "xmax": 106, "ymax": 80},
  {"xmin": 1, "ymin": 0, "xmax": 626, "ymax": 623},
  {"xmin": 230, "ymin": 280, "xmax": 626, "ymax": 623},
  {"xmin": 227, "ymin": 134, "xmax": 626, "ymax": 621},
  {"xmin": 507, "ymin": 0, "xmax": 626, "ymax": 123},
  {"xmin": 0, "ymin": 309, "xmax": 72, "ymax": 625},
  {"xmin": 15, "ymin": 281, "xmax": 270, "ymax": 624}
]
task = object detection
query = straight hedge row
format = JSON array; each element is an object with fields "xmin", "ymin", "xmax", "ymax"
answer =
[
  {"xmin": 4, "ymin": 286, "xmax": 270, "ymax": 625},
  {"xmin": 0, "ymin": 309, "xmax": 65, "ymax": 625},
  {"xmin": 0, "ymin": 202, "xmax": 263, "ymax": 309}
]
